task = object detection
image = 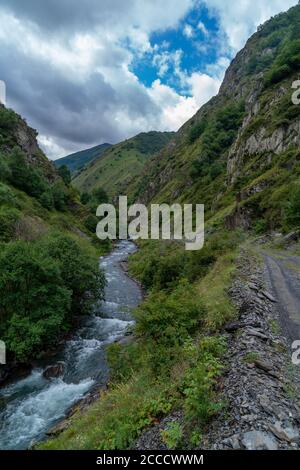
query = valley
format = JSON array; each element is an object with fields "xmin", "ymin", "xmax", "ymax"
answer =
[{"xmin": 1, "ymin": 2, "xmax": 300, "ymax": 453}]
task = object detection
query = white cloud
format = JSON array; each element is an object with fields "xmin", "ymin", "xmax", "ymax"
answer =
[
  {"xmin": 148, "ymin": 80, "xmax": 199, "ymax": 130},
  {"xmin": 187, "ymin": 73, "xmax": 221, "ymax": 107},
  {"xmin": 204, "ymin": 0, "xmax": 297, "ymax": 51},
  {"xmin": 183, "ymin": 24, "xmax": 194, "ymax": 38},
  {"xmin": 197, "ymin": 21, "xmax": 209, "ymax": 36},
  {"xmin": 0, "ymin": 0, "xmax": 296, "ymax": 158}
]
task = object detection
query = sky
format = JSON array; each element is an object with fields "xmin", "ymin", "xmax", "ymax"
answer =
[{"xmin": 0, "ymin": 0, "xmax": 297, "ymax": 159}]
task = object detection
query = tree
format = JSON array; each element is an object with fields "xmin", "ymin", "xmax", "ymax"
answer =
[
  {"xmin": 38, "ymin": 234, "xmax": 106, "ymax": 315},
  {"xmin": 0, "ymin": 241, "xmax": 71, "ymax": 361},
  {"xmin": 58, "ymin": 165, "xmax": 71, "ymax": 186}
]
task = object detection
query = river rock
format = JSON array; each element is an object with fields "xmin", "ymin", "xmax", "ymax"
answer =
[
  {"xmin": 241, "ymin": 431, "xmax": 278, "ymax": 450},
  {"xmin": 43, "ymin": 362, "xmax": 65, "ymax": 379},
  {"xmin": 269, "ymin": 421, "xmax": 300, "ymax": 443},
  {"xmin": 46, "ymin": 419, "xmax": 69, "ymax": 436}
]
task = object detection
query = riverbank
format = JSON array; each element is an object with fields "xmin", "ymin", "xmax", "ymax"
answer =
[{"xmin": 0, "ymin": 241, "xmax": 141, "ymax": 450}]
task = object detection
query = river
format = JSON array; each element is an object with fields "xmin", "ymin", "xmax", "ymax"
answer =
[{"xmin": 0, "ymin": 241, "xmax": 142, "ymax": 450}]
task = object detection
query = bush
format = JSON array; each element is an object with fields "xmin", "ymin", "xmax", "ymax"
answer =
[
  {"xmin": 0, "ymin": 241, "xmax": 71, "ymax": 361},
  {"xmin": 0, "ymin": 182, "xmax": 16, "ymax": 206},
  {"xmin": 8, "ymin": 147, "xmax": 47, "ymax": 198},
  {"xmin": 51, "ymin": 182, "xmax": 67, "ymax": 210},
  {"xmin": 0, "ymin": 157, "xmax": 11, "ymax": 182},
  {"xmin": 284, "ymin": 185, "xmax": 300, "ymax": 228},
  {"xmin": 0, "ymin": 108, "xmax": 19, "ymax": 130},
  {"xmin": 58, "ymin": 165, "xmax": 71, "ymax": 186},
  {"xmin": 182, "ymin": 337, "xmax": 225, "ymax": 425},
  {"xmin": 0, "ymin": 206, "xmax": 20, "ymax": 241},
  {"xmin": 38, "ymin": 234, "xmax": 106, "ymax": 315},
  {"xmin": 134, "ymin": 281, "xmax": 206, "ymax": 371},
  {"xmin": 40, "ymin": 190, "xmax": 54, "ymax": 210},
  {"xmin": 84, "ymin": 214, "xmax": 98, "ymax": 233},
  {"xmin": 0, "ymin": 234, "xmax": 106, "ymax": 361}
]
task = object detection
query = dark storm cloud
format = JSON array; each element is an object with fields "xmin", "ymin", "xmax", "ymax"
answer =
[
  {"xmin": 0, "ymin": 0, "xmax": 134, "ymax": 34},
  {"xmin": 0, "ymin": 42, "xmax": 160, "ymax": 155}
]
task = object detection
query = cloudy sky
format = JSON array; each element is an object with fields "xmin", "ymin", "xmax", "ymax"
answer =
[{"xmin": 0, "ymin": 0, "xmax": 297, "ymax": 159}]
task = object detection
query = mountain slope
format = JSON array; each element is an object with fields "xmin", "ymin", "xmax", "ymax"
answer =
[
  {"xmin": 0, "ymin": 104, "xmax": 107, "ymax": 372},
  {"xmin": 54, "ymin": 143, "xmax": 111, "ymax": 174},
  {"xmin": 132, "ymin": 4, "xmax": 300, "ymax": 235},
  {"xmin": 73, "ymin": 131, "xmax": 175, "ymax": 199}
]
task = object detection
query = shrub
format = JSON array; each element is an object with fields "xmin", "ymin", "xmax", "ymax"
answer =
[
  {"xmin": 38, "ymin": 234, "xmax": 106, "ymax": 315},
  {"xmin": 0, "ymin": 157, "xmax": 11, "ymax": 182},
  {"xmin": 182, "ymin": 336, "xmax": 225, "ymax": 424},
  {"xmin": 0, "ymin": 182, "xmax": 16, "ymax": 206},
  {"xmin": 0, "ymin": 206, "xmax": 20, "ymax": 241},
  {"xmin": 40, "ymin": 190, "xmax": 54, "ymax": 210},
  {"xmin": 51, "ymin": 182, "xmax": 67, "ymax": 210},
  {"xmin": 58, "ymin": 165, "xmax": 71, "ymax": 186},
  {"xmin": 134, "ymin": 281, "xmax": 206, "ymax": 371},
  {"xmin": 0, "ymin": 241, "xmax": 71, "ymax": 361},
  {"xmin": 284, "ymin": 185, "xmax": 300, "ymax": 228},
  {"xmin": 84, "ymin": 214, "xmax": 98, "ymax": 233}
]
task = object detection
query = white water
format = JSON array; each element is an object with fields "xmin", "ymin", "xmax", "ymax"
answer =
[{"xmin": 0, "ymin": 241, "xmax": 141, "ymax": 450}]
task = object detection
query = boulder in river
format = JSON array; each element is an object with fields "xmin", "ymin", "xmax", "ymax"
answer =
[{"xmin": 43, "ymin": 362, "xmax": 65, "ymax": 379}]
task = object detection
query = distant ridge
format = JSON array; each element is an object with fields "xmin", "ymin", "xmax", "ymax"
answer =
[{"xmin": 54, "ymin": 143, "xmax": 112, "ymax": 174}]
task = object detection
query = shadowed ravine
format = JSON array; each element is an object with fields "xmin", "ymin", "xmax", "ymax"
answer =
[{"xmin": 0, "ymin": 241, "xmax": 141, "ymax": 450}]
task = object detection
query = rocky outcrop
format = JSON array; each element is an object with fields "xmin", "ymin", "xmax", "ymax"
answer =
[{"xmin": 227, "ymin": 121, "xmax": 300, "ymax": 184}]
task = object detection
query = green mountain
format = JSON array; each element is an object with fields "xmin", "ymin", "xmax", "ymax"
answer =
[
  {"xmin": 0, "ymin": 104, "xmax": 107, "ymax": 371},
  {"xmin": 73, "ymin": 131, "xmax": 175, "ymax": 199},
  {"xmin": 54, "ymin": 143, "xmax": 111, "ymax": 174},
  {"xmin": 132, "ymin": 5, "xmax": 300, "ymax": 235}
]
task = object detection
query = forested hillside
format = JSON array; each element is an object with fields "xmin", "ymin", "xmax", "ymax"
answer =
[
  {"xmin": 73, "ymin": 131, "xmax": 175, "ymax": 199},
  {"xmin": 0, "ymin": 105, "xmax": 106, "ymax": 370}
]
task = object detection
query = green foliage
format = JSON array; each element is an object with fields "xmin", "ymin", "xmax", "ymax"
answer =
[
  {"xmin": 51, "ymin": 182, "xmax": 67, "ymax": 210},
  {"xmin": 0, "ymin": 241, "xmax": 71, "ymax": 361},
  {"xmin": 0, "ymin": 182, "xmax": 17, "ymax": 206},
  {"xmin": 58, "ymin": 164, "xmax": 71, "ymax": 185},
  {"xmin": 264, "ymin": 39, "xmax": 300, "ymax": 87},
  {"xmin": 284, "ymin": 185, "xmax": 300, "ymax": 229},
  {"xmin": 246, "ymin": 53, "xmax": 274, "ymax": 75},
  {"xmin": 134, "ymin": 281, "xmax": 206, "ymax": 371},
  {"xmin": 182, "ymin": 337, "xmax": 225, "ymax": 425},
  {"xmin": 0, "ymin": 107, "xmax": 19, "ymax": 131},
  {"xmin": 38, "ymin": 233, "xmax": 106, "ymax": 315},
  {"xmin": 8, "ymin": 147, "xmax": 47, "ymax": 198},
  {"xmin": 0, "ymin": 206, "xmax": 20, "ymax": 241},
  {"xmin": 161, "ymin": 422, "xmax": 183, "ymax": 449},
  {"xmin": 84, "ymin": 214, "xmax": 98, "ymax": 233},
  {"xmin": 92, "ymin": 187, "xmax": 109, "ymax": 204},
  {"xmin": 80, "ymin": 192, "xmax": 91, "ymax": 205},
  {"xmin": 191, "ymin": 102, "xmax": 245, "ymax": 180},
  {"xmin": 0, "ymin": 234, "xmax": 105, "ymax": 361},
  {"xmin": 188, "ymin": 120, "xmax": 207, "ymax": 144},
  {"xmin": 39, "ymin": 189, "xmax": 54, "ymax": 210},
  {"xmin": 0, "ymin": 156, "xmax": 11, "ymax": 181}
]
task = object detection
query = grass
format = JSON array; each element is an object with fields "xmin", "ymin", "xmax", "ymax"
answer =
[
  {"xmin": 196, "ymin": 251, "xmax": 238, "ymax": 330},
  {"xmin": 39, "ymin": 374, "xmax": 175, "ymax": 450},
  {"xmin": 243, "ymin": 352, "xmax": 260, "ymax": 363}
]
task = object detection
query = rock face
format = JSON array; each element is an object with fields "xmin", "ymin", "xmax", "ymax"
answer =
[
  {"xmin": 227, "ymin": 120, "xmax": 300, "ymax": 185},
  {"xmin": 43, "ymin": 362, "xmax": 65, "ymax": 379}
]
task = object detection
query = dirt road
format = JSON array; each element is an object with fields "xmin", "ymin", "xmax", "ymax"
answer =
[{"xmin": 264, "ymin": 250, "xmax": 300, "ymax": 343}]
